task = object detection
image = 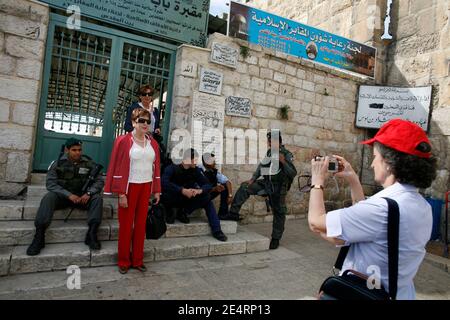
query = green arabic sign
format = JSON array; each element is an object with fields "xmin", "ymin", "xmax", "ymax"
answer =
[{"xmin": 40, "ymin": 0, "xmax": 210, "ymax": 46}]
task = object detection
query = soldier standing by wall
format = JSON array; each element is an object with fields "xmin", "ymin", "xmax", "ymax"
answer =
[{"xmin": 224, "ymin": 130, "xmax": 297, "ymax": 249}]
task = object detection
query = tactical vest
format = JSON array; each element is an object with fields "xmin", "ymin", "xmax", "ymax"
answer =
[
  {"xmin": 55, "ymin": 156, "xmax": 95, "ymax": 195},
  {"xmin": 261, "ymin": 146, "xmax": 294, "ymax": 191},
  {"xmin": 203, "ymin": 167, "xmax": 218, "ymax": 186},
  {"xmin": 170, "ymin": 165, "xmax": 198, "ymax": 188}
]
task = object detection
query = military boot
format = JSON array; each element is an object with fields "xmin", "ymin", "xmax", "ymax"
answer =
[
  {"xmin": 26, "ymin": 226, "xmax": 46, "ymax": 256},
  {"xmin": 85, "ymin": 223, "xmax": 101, "ymax": 250}
]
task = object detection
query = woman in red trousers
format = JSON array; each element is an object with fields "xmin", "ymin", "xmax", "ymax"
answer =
[{"xmin": 104, "ymin": 108, "xmax": 161, "ymax": 274}]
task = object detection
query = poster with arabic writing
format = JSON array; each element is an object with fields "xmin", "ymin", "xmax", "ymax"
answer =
[
  {"xmin": 229, "ymin": 1, "xmax": 376, "ymax": 77},
  {"xmin": 191, "ymin": 92, "xmax": 225, "ymax": 160},
  {"xmin": 41, "ymin": 0, "xmax": 210, "ymax": 46},
  {"xmin": 356, "ymin": 86, "xmax": 432, "ymax": 131}
]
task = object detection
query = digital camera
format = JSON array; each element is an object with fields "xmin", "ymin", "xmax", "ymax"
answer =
[{"xmin": 315, "ymin": 156, "xmax": 339, "ymax": 173}]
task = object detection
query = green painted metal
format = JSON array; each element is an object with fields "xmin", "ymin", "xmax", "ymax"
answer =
[
  {"xmin": 39, "ymin": 0, "xmax": 210, "ymax": 47},
  {"xmin": 33, "ymin": 13, "xmax": 176, "ymax": 171}
]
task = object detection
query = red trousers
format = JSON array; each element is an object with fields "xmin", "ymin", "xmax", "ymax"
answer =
[{"xmin": 118, "ymin": 182, "xmax": 151, "ymax": 268}]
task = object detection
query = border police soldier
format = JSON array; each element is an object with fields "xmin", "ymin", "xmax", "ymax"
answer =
[
  {"xmin": 224, "ymin": 130, "xmax": 297, "ymax": 249},
  {"xmin": 26, "ymin": 138, "xmax": 104, "ymax": 256}
]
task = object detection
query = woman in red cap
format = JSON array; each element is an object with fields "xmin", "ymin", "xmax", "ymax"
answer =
[
  {"xmin": 308, "ymin": 119, "xmax": 437, "ymax": 300},
  {"xmin": 105, "ymin": 108, "xmax": 161, "ymax": 274}
]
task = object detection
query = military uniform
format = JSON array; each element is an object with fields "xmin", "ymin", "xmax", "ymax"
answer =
[
  {"xmin": 229, "ymin": 145, "xmax": 297, "ymax": 241},
  {"xmin": 34, "ymin": 154, "xmax": 104, "ymax": 228}
]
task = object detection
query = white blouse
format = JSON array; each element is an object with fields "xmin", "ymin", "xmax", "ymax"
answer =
[{"xmin": 128, "ymin": 139, "xmax": 155, "ymax": 184}]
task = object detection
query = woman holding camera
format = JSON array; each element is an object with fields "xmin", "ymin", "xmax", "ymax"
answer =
[
  {"xmin": 308, "ymin": 119, "xmax": 437, "ymax": 299},
  {"xmin": 105, "ymin": 108, "xmax": 161, "ymax": 274}
]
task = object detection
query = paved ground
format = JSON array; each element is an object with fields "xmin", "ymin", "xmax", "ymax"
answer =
[{"xmin": 0, "ymin": 219, "xmax": 448, "ymax": 300}]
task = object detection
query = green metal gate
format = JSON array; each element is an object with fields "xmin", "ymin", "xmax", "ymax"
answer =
[{"xmin": 33, "ymin": 14, "xmax": 176, "ymax": 171}]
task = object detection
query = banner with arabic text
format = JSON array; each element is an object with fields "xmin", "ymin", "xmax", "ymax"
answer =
[
  {"xmin": 228, "ymin": 1, "xmax": 376, "ymax": 77},
  {"xmin": 41, "ymin": 0, "xmax": 210, "ymax": 46},
  {"xmin": 356, "ymin": 86, "xmax": 432, "ymax": 131}
]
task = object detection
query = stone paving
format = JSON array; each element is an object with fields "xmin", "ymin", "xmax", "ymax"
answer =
[{"xmin": 0, "ymin": 219, "xmax": 448, "ymax": 300}]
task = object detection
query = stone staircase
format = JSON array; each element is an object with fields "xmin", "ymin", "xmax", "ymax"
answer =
[{"xmin": 0, "ymin": 174, "xmax": 270, "ymax": 276}]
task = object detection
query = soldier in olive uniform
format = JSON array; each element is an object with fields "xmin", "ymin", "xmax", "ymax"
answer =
[
  {"xmin": 223, "ymin": 130, "xmax": 297, "ymax": 249},
  {"xmin": 27, "ymin": 138, "xmax": 104, "ymax": 256}
]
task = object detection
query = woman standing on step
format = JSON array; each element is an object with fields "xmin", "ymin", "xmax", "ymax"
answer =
[{"xmin": 105, "ymin": 108, "xmax": 161, "ymax": 274}]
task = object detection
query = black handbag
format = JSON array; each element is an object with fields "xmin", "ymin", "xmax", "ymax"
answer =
[
  {"xmin": 318, "ymin": 197, "xmax": 400, "ymax": 300},
  {"xmin": 146, "ymin": 202, "xmax": 167, "ymax": 240}
]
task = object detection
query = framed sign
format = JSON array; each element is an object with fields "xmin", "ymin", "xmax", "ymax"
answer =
[
  {"xmin": 356, "ymin": 85, "xmax": 432, "ymax": 131},
  {"xmin": 229, "ymin": 1, "xmax": 376, "ymax": 77},
  {"xmin": 41, "ymin": 0, "xmax": 210, "ymax": 46},
  {"xmin": 199, "ymin": 68, "xmax": 223, "ymax": 95},
  {"xmin": 225, "ymin": 96, "xmax": 252, "ymax": 118},
  {"xmin": 210, "ymin": 42, "xmax": 238, "ymax": 68}
]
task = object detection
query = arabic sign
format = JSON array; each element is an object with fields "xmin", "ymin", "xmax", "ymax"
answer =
[
  {"xmin": 41, "ymin": 0, "xmax": 210, "ymax": 46},
  {"xmin": 210, "ymin": 42, "xmax": 239, "ymax": 68},
  {"xmin": 228, "ymin": 1, "xmax": 376, "ymax": 77},
  {"xmin": 225, "ymin": 96, "xmax": 252, "ymax": 118},
  {"xmin": 192, "ymin": 92, "xmax": 225, "ymax": 159},
  {"xmin": 199, "ymin": 68, "xmax": 223, "ymax": 95},
  {"xmin": 356, "ymin": 85, "xmax": 432, "ymax": 131},
  {"xmin": 180, "ymin": 61, "xmax": 197, "ymax": 77}
]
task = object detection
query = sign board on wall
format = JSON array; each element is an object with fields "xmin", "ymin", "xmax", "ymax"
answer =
[
  {"xmin": 225, "ymin": 96, "xmax": 252, "ymax": 118},
  {"xmin": 356, "ymin": 85, "xmax": 432, "ymax": 131},
  {"xmin": 210, "ymin": 42, "xmax": 238, "ymax": 68},
  {"xmin": 41, "ymin": 0, "xmax": 210, "ymax": 46},
  {"xmin": 228, "ymin": 1, "xmax": 376, "ymax": 77},
  {"xmin": 192, "ymin": 92, "xmax": 225, "ymax": 159},
  {"xmin": 199, "ymin": 68, "xmax": 223, "ymax": 95}
]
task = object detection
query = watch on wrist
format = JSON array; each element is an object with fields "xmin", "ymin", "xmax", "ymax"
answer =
[
  {"xmin": 87, "ymin": 191, "xmax": 92, "ymax": 196},
  {"xmin": 311, "ymin": 184, "xmax": 324, "ymax": 190}
]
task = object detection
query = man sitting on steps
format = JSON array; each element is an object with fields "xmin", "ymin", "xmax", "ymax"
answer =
[{"xmin": 27, "ymin": 138, "xmax": 104, "ymax": 256}]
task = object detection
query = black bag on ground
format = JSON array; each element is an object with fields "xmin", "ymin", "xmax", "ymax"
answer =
[
  {"xmin": 318, "ymin": 197, "xmax": 400, "ymax": 300},
  {"xmin": 146, "ymin": 202, "xmax": 167, "ymax": 240}
]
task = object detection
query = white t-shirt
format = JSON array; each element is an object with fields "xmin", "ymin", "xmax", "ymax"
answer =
[
  {"xmin": 128, "ymin": 139, "xmax": 155, "ymax": 184},
  {"xmin": 326, "ymin": 182, "xmax": 432, "ymax": 300}
]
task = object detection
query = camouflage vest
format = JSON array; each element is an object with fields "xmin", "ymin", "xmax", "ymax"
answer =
[{"xmin": 55, "ymin": 156, "xmax": 95, "ymax": 196}]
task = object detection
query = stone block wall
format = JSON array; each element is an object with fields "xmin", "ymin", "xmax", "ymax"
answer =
[
  {"xmin": 386, "ymin": 0, "xmax": 450, "ymax": 200},
  {"xmin": 168, "ymin": 32, "xmax": 375, "ymax": 222},
  {"xmin": 0, "ymin": 0, "xmax": 49, "ymax": 197}
]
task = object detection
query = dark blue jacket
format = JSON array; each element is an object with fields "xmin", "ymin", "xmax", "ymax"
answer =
[
  {"xmin": 162, "ymin": 164, "xmax": 212, "ymax": 195},
  {"xmin": 124, "ymin": 101, "xmax": 160, "ymax": 133}
]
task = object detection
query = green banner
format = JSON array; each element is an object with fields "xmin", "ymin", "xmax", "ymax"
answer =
[{"xmin": 41, "ymin": 0, "xmax": 210, "ymax": 46}]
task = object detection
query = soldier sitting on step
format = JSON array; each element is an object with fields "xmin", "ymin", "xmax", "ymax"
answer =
[
  {"xmin": 27, "ymin": 138, "xmax": 104, "ymax": 256},
  {"xmin": 161, "ymin": 148, "xmax": 228, "ymax": 242}
]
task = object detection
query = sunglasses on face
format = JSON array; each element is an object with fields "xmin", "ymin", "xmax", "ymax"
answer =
[
  {"xmin": 140, "ymin": 92, "xmax": 153, "ymax": 97},
  {"xmin": 137, "ymin": 118, "xmax": 151, "ymax": 124}
]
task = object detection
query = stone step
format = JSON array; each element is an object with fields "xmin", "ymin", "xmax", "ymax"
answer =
[
  {"xmin": 30, "ymin": 173, "xmax": 46, "ymax": 185},
  {"xmin": 21, "ymin": 199, "xmax": 115, "ymax": 221},
  {"xmin": 2, "ymin": 229, "xmax": 270, "ymax": 275},
  {"xmin": 0, "ymin": 218, "xmax": 238, "ymax": 246},
  {"xmin": 0, "ymin": 201, "xmax": 24, "ymax": 221}
]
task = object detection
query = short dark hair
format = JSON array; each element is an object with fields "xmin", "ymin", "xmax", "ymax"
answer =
[
  {"xmin": 374, "ymin": 142, "xmax": 437, "ymax": 189},
  {"xmin": 183, "ymin": 148, "xmax": 199, "ymax": 161},
  {"xmin": 267, "ymin": 130, "xmax": 282, "ymax": 144},
  {"xmin": 138, "ymin": 84, "xmax": 154, "ymax": 96}
]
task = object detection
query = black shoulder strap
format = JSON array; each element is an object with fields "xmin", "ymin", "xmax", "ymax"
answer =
[
  {"xmin": 383, "ymin": 197, "xmax": 399, "ymax": 300},
  {"xmin": 333, "ymin": 197, "xmax": 400, "ymax": 300}
]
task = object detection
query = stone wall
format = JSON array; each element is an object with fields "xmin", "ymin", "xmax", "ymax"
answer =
[
  {"xmin": 0, "ymin": 0, "xmax": 49, "ymax": 197},
  {"xmin": 168, "ymin": 32, "xmax": 375, "ymax": 223},
  {"xmin": 386, "ymin": 0, "xmax": 450, "ymax": 200}
]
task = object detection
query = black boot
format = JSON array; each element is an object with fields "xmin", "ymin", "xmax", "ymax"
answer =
[
  {"xmin": 85, "ymin": 223, "xmax": 101, "ymax": 250},
  {"xmin": 26, "ymin": 226, "xmax": 46, "ymax": 256},
  {"xmin": 269, "ymin": 238, "xmax": 279, "ymax": 250},
  {"xmin": 176, "ymin": 209, "xmax": 190, "ymax": 224}
]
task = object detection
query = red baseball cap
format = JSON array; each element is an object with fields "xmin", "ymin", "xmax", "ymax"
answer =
[{"xmin": 360, "ymin": 118, "xmax": 432, "ymax": 158}]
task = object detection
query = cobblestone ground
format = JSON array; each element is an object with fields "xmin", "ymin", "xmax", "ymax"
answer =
[{"xmin": 0, "ymin": 219, "xmax": 448, "ymax": 300}]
